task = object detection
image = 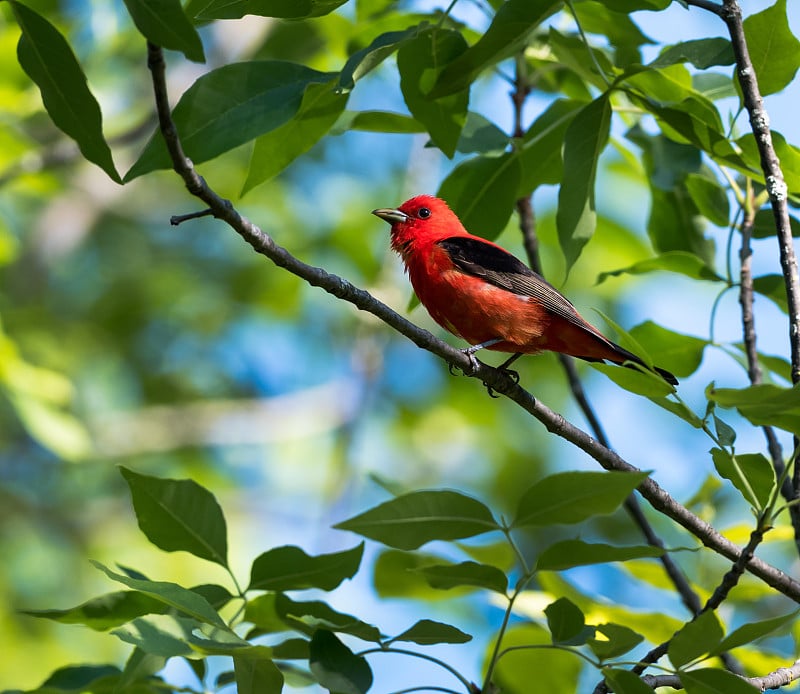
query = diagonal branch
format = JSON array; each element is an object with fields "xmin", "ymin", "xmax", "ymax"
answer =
[{"xmin": 145, "ymin": 42, "xmax": 800, "ymax": 604}]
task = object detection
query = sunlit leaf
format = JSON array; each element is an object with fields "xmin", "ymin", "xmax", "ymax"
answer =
[
  {"xmin": 334, "ymin": 490, "xmax": 499, "ymax": 550},
  {"xmin": 275, "ymin": 594, "xmax": 382, "ymax": 643},
  {"xmin": 650, "ymin": 38, "xmax": 734, "ymax": 70},
  {"xmin": 710, "ymin": 448, "xmax": 775, "ymax": 510},
  {"xmin": 596, "ymin": 251, "xmax": 722, "ymax": 284},
  {"xmin": 707, "ymin": 383, "xmax": 800, "ymax": 436},
  {"xmin": 23, "ymin": 591, "xmax": 168, "ymax": 631},
  {"xmin": 244, "ymin": 78, "xmax": 348, "ymax": 193},
  {"xmin": 187, "ymin": 0, "xmax": 348, "ymax": 20},
  {"xmin": 338, "ymin": 26, "xmax": 421, "ymax": 91},
  {"xmin": 120, "ymin": 466, "xmax": 228, "ymax": 567},
  {"xmin": 589, "ymin": 625, "xmax": 644, "ymax": 661},
  {"xmin": 743, "ymin": 0, "xmax": 800, "ymax": 96}
]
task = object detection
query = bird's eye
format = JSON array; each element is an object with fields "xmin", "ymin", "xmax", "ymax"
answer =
[{"xmin": 417, "ymin": 207, "xmax": 431, "ymax": 219}]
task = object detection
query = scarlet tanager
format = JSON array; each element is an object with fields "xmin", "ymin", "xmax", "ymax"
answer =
[{"xmin": 373, "ymin": 195, "xmax": 677, "ymax": 386}]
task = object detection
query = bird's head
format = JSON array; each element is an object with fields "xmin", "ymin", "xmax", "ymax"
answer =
[{"xmin": 372, "ymin": 195, "xmax": 466, "ymax": 256}]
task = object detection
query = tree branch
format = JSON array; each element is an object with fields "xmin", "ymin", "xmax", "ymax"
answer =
[{"xmin": 145, "ymin": 42, "xmax": 800, "ymax": 603}]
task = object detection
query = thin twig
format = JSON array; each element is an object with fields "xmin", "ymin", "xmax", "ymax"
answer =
[{"xmin": 145, "ymin": 42, "xmax": 800, "ymax": 604}]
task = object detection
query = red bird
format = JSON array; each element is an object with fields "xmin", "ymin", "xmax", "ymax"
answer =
[{"xmin": 373, "ymin": 195, "xmax": 677, "ymax": 386}]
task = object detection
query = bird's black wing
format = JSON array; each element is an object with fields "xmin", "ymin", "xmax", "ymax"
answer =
[{"xmin": 437, "ymin": 236, "xmax": 584, "ymax": 326}]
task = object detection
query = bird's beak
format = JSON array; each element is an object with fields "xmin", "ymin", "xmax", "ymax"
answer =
[{"xmin": 372, "ymin": 207, "xmax": 409, "ymax": 225}]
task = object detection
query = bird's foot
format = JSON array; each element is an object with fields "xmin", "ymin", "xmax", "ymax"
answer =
[{"xmin": 449, "ymin": 348, "xmax": 481, "ymax": 377}]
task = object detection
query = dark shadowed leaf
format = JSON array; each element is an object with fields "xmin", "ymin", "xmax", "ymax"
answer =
[
  {"xmin": 545, "ymin": 597, "xmax": 592, "ymax": 645},
  {"xmin": 712, "ymin": 610, "xmax": 800, "ymax": 654},
  {"xmin": 685, "ymin": 173, "xmax": 730, "ymax": 226},
  {"xmin": 23, "ymin": 591, "xmax": 168, "ymax": 631},
  {"xmin": 275, "ymin": 594, "xmax": 382, "ymax": 643},
  {"xmin": 589, "ymin": 625, "xmax": 644, "ymax": 661},
  {"xmin": 557, "ymin": 95, "xmax": 611, "ymax": 272},
  {"xmin": 603, "ymin": 667, "xmax": 656, "ymax": 693},
  {"xmin": 126, "ymin": 62, "xmax": 331, "ymax": 180},
  {"xmin": 753, "ymin": 274, "xmax": 788, "ymax": 313},
  {"xmin": 234, "ymin": 655, "xmax": 284, "ymax": 694},
  {"xmin": 122, "ymin": 0, "xmax": 204, "ymax": 62},
  {"xmin": 398, "ymin": 28, "xmax": 469, "ymax": 158},
  {"xmin": 438, "ymin": 153, "xmax": 521, "ymax": 240},
  {"xmin": 752, "ymin": 209, "xmax": 800, "ymax": 238},
  {"xmin": 668, "ymin": 611, "xmax": 723, "ymax": 669},
  {"xmin": 390, "ymin": 619, "xmax": 472, "ymax": 645},
  {"xmin": 37, "ymin": 665, "xmax": 122, "ymax": 691},
  {"xmin": 120, "ymin": 466, "xmax": 228, "ymax": 567},
  {"xmin": 309, "ymin": 630, "xmax": 373, "ymax": 694},
  {"xmin": 513, "ymin": 471, "xmax": 649, "ymax": 528},
  {"xmin": 244, "ymin": 78, "xmax": 348, "ymax": 193},
  {"xmin": 680, "ymin": 668, "xmax": 760, "ymax": 694},
  {"xmin": 11, "ymin": 2, "xmax": 120, "ymax": 182},
  {"xmin": 91, "ymin": 561, "xmax": 226, "ymax": 627},
  {"xmin": 248, "ymin": 543, "xmax": 363, "ymax": 592},
  {"xmin": 187, "ymin": 0, "xmax": 348, "ymax": 20},
  {"xmin": 650, "ymin": 38, "xmax": 734, "ymax": 70},
  {"xmin": 743, "ymin": 0, "xmax": 800, "ymax": 97},
  {"xmin": 456, "ymin": 112, "xmax": 509, "ymax": 155},
  {"xmin": 338, "ymin": 26, "xmax": 421, "ymax": 91},
  {"xmin": 414, "ymin": 560, "xmax": 507, "ymax": 593},
  {"xmin": 536, "ymin": 540, "xmax": 663, "ymax": 572},
  {"xmin": 334, "ymin": 490, "xmax": 498, "ymax": 550}
]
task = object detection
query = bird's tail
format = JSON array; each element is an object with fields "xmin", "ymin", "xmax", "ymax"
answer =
[{"xmin": 580, "ymin": 341, "xmax": 678, "ymax": 386}]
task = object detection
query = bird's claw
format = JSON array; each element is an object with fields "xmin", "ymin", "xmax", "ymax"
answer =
[{"xmin": 449, "ymin": 348, "xmax": 480, "ymax": 377}]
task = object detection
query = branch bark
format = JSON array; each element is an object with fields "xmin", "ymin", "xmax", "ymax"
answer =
[{"xmin": 145, "ymin": 42, "xmax": 800, "ymax": 604}]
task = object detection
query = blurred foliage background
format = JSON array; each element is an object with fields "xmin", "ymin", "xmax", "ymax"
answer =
[{"xmin": 0, "ymin": 0, "xmax": 798, "ymax": 690}]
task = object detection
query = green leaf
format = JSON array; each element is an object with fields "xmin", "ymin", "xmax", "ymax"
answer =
[
  {"xmin": 390, "ymin": 619, "xmax": 472, "ymax": 645},
  {"xmin": 597, "ymin": 251, "xmax": 722, "ymax": 284},
  {"xmin": 36, "ymin": 665, "xmax": 122, "ymax": 692},
  {"xmin": 122, "ymin": 0, "xmax": 204, "ymax": 62},
  {"xmin": 491, "ymin": 624, "xmax": 582, "ymax": 693},
  {"xmin": 431, "ymin": 0, "xmax": 561, "ymax": 97},
  {"xmin": 234, "ymin": 655, "xmax": 284, "ymax": 694},
  {"xmin": 8, "ymin": 393, "xmax": 92, "ymax": 462},
  {"xmin": 710, "ymin": 448, "xmax": 775, "ymax": 510},
  {"xmin": 680, "ymin": 667, "xmax": 760, "ymax": 694},
  {"xmin": 243, "ymin": 78, "xmax": 348, "ymax": 193},
  {"xmin": 753, "ymin": 274, "xmax": 788, "ymax": 313},
  {"xmin": 629, "ymin": 321, "xmax": 709, "ymax": 379},
  {"xmin": 545, "ymin": 597, "xmax": 592, "ymax": 646},
  {"xmin": 187, "ymin": 0, "xmax": 348, "ymax": 20},
  {"xmin": 334, "ymin": 111, "xmax": 424, "ymax": 134},
  {"xmin": 309, "ymin": 630, "xmax": 373, "ymax": 694},
  {"xmin": 91, "ymin": 561, "xmax": 226, "ymax": 627},
  {"xmin": 338, "ymin": 26, "xmax": 421, "ymax": 91},
  {"xmin": 372, "ymin": 549, "xmax": 462, "ymax": 600},
  {"xmin": 743, "ymin": 0, "xmax": 800, "ymax": 97},
  {"xmin": 244, "ymin": 594, "xmax": 289, "ymax": 635},
  {"xmin": 752, "ymin": 209, "xmax": 800, "ymax": 238},
  {"xmin": 275, "ymin": 594, "xmax": 383, "ymax": 643},
  {"xmin": 685, "ymin": 173, "xmax": 730, "ymax": 227},
  {"xmin": 120, "ymin": 466, "xmax": 228, "ymax": 567},
  {"xmin": 712, "ymin": 610, "xmax": 799, "ymax": 654},
  {"xmin": 712, "ymin": 414, "xmax": 736, "ymax": 447},
  {"xmin": 593, "ymin": 362, "xmax": 675, "ymax": 397},
  {"xmin": 600, "ymin": 0, "xmax": 669, "ymax": 9},
  {"xmin": 512, "ymin": 471, "xmax": 649, "ymax": 528},
  {"xmin": 589, "ymin": 625, "xmax": 644, "ymax": 661},
  {"xmin": 603, "ymin": 667, "xmax": 656, "ymax": 694},
  {"xmin": 536, "ymin": 540, "xmax": 663, "ymax": 572},
  {"xmin": 518, "ymin": 99, "xmax": 584, "ymax": 194},
  {"xmin": 334, "ymin": 490, "xmax": 499, "ymax": 550},
  {"xmin": 456, "ymin": 112, "xmax": 510, "ymax": 155},
  {"xmin": 10, "ymin": 2, "xmax": 120, "ymax": 182},
  {"xmin": 707, "ymin": 383, "xmax": 800, "ymax": 436},
  {"xmin": 126, "ymin": 61, "xmax": 331, "ymax": 180},
  {"xmin": 437, "ymin": 153, "xmax": 521, "ymax": 240},
  {"xmin": 248, "ymin": 543, "xmax": 363, "ymax": 592},
  {"xmin": 556, "ymin": 95, "xmax": 611, "ymax": 272},
  {"xmin": 398, "ymin": 28, "xmax": 469, "ymax": 158},
  {"xmin": 414, "ymin": 560, "xmax": 507, "ymax": 593},
  {"xmin": 23, "ymin": 591, "xmax": 168, "ymax": 631},
  {"xmin": 650, "ymin": 38, "xmax": 734, "ymax": 70},
  {"xmin": 668, "ymin": 611, "xmax": 723, "ymax": 669}
]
